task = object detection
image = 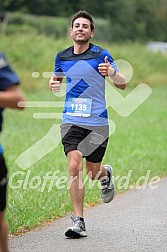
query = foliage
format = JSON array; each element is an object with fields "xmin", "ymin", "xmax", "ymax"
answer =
[
  {"xmin": 105, "ymin": 0, "xmax": 167, "ymax": 42},
  {"xmin": 1, "ymin": 0, "xmax": 167, "ymax": 42},
  {"xmin": 2, "ymin": 12, "xmax": 69, "ymax": 38}
]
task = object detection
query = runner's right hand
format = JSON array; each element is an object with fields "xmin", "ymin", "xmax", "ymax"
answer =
[{"xmin": 49, "ymin": 75, "xmax": 61, "ymax": 92}]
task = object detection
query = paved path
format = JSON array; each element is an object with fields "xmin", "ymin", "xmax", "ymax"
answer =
[{"xmin": 9, "ymin": 177, "xmax": 167, "ymax": 252}]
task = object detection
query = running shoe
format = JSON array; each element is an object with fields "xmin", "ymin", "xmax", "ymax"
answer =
[
  {"xmin": 100, "ymin": 165, "xmax": 115, "ymax": 203},
  {"xmin": 65, "ymin": 213, "xmax": 87, "ymax": 238}
]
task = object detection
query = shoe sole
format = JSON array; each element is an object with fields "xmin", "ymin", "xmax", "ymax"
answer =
[
  {"xmin": 65, "ymin": 229, "xmax": 87, "ymax": 238},
  {"xmin": 101, "ymin": 165, "xmax": 115, "ymax": 203},
  {"xmin": 103, "ymin": 188, "xmax": 115, "ymax": 203}
]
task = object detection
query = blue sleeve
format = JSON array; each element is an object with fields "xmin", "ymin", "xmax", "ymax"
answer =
[
  {"xmin": 0, "ymin": 52, "xmax": 20, "ymax": 91},
  {"xmin": 100, "ymin": 50, "xmax": 119, "ymax": 72},
  {"xmin": 54, "ymin": 54, "xmax": 65, "ymax": 76}
]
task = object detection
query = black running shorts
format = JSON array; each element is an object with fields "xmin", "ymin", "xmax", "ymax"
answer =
[
  {"xmin": 0, "ymin": 154, "xmax": 8, "ymax": 212},
  {"xmin": 60, "ymin": 124, "xmax": 109, "ymax": 163}
]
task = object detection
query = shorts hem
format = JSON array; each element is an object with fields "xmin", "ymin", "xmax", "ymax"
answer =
[
  {"xmin": 64, "ymin": 145, "xmax": 78, "ymax": 155},
  {"xmin": 85, "ymin": 157, "xmax": 103, "ymax": 163}
]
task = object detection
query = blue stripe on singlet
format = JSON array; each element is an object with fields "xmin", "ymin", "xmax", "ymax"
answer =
[{"xmin": 0, "ymin": 144, "xmax": 3, "ymax": 154}]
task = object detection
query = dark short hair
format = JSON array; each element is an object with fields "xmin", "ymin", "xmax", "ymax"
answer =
[{"xmin": 71, "ymin": 10, "xmax": 95, "ymax": 31}]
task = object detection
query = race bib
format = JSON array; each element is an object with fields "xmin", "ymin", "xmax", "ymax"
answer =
[{"xmin": 66, "ymin": 97, "xmax": 92, "ymax": 117}]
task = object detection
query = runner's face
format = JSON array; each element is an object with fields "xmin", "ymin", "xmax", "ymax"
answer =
[{"xmin": 71, "ymin": 18, "xmax": 94, "ymax": 44}]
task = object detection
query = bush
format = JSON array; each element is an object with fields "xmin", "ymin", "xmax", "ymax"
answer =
[
  {"xmin": 5, "ymin": 12, "xmax": 69, "ymax": 38},
  {"xmin": 93, "ymin": 18, "xmax": 112, "ymax": 42},
  {"xmin": 3, "ymin": 12, "xmax": 115, "ymax": 42}
]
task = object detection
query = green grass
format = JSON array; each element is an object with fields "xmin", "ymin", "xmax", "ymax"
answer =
[
  {"xmin": 1, "ymin": 30, "xmax": 167, "ymax": 234},
  {"xmin": 1, "ymin": 85, "xmax": 166, "ymax": 234}
]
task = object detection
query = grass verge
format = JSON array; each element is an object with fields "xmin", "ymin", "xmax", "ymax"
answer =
[{"xmin": 1, "ymin": 85, "xmax": 166, "ymax": 234}]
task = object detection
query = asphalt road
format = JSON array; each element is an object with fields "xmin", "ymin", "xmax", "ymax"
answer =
[{"xmin": 9, "ymin": 177, "xmax": 167, "ymax": 252}]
